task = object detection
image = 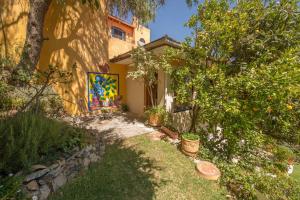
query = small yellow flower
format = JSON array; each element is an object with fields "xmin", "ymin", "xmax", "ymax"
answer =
[{"xmin": 287, "ymin": 104, "xmax": 293, "ymax": 110}]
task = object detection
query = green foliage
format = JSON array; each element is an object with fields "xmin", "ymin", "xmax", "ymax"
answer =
[
  {"xmin": 199, "ymin": 146, "xmax": 300, "ymax": 200},
  {"xmin": 274, "ymin": 145, "xmax": 295, "ymax": 162},
  {"xmin": 182, "ymin": 132, "xmax": 199, "ymax": 141},
  {"xmin": 0, "ymin": 175, "xmax": 25, "ymax": 200},
  {"xmin": 129, "ymin": 47, "xmax": 170, "ymax": 107},
  {"xmin": 0, "ymin": 55, "xmax": 72, "ymax": 116},
  {"xmin": 168, "ymin": 0, "xmax": 300, "ymax": 156},
  {"xmin": 145, "ymin": 106, "xmax": 167, "ymax": 118},
  {"xmin": 0, "ymin": 112, "xmax": 87, "ymax": 175},
  {"xmin": 168, "ymin": 0, "xmax": 300, "ymax": 199},
  {"xmin": 107, "ymin": 0, "xmax": 166, "ymax": 24}
]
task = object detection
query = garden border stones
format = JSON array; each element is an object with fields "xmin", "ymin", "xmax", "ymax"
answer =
[{"xmin": 21, "ymin": 137, "xmax": 105, "ymax": 200}]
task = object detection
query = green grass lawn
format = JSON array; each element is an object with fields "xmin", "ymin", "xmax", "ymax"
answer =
[
  {"xmin": 291, "ymin": 164, "xmax": 300, "ymax": 183},
  {"xmin": 50, "ymin": 134, "xmax": 227, "ymax": 200}
]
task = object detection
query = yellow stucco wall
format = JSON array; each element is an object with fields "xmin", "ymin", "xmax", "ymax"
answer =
[
  {"xmin": 0, "ymin": 0, "xmax": 132, "ymax": 115},
  {"xmin": 38, "ymin": 0, "xmax": 109, "ymax": 115},
  {"xmin": 108, "ymin": 16, "xmax": 151, "ymax": 59},
  {"xmin": 0, "ymin": 0, "xmax": 29, "ymax": 59},
  {"xmin": 108, "ymin": 64, "xmax": 127, "ymax": 104},
  {"xmin": 126, "ymin": 65, "xmax": 145, "ymax": 116}
]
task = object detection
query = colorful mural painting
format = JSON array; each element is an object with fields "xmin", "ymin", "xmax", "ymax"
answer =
[{"xmin": 88, "ymin": 73, "xmax": 119, "ymax": 111}]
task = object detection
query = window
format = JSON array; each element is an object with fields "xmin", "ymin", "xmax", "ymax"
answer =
[{"xmin": 111, "ymin": 26, "xmax": 126, "ymax": 41}]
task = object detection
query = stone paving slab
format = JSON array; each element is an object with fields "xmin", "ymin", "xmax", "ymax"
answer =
[{"xmin": 83, "ymin": 113, "xmax": 155, "ymax": 140}]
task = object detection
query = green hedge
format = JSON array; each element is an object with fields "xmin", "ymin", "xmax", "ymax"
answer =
[{"xmin": 0, "ymin": 112, "xmax": 87, "ymax": 175}]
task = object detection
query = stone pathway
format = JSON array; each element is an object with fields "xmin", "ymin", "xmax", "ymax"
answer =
[{"xmin": 82, "ymin": 113, "xmax": 155, "ymax": 140}]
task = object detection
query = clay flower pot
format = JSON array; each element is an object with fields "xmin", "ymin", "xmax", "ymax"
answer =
[
  {"xmin": 149, "ymin": 114, "xmax": 161, "ymax": 127},
  {"xmin": 181, "ymin": 134, "xmax": 200, "ymax": 157}
]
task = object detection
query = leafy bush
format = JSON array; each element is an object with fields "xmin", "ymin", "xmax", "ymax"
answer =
[
  {"xmin": 0, "ymin": 175, "xmax": 25, "ymax": 200},
  {"xmin": 199, "ymin": 146, "xmax": 300, "ymax": 200},
  {"xmin": 182, "ymin": 132, "xmax": 199, "ymax": 141},
  {"xmin": 0, "ymin": 112, "xmax": 87, "ymax": 175},
  {"xmin": 274, "ymin": 145, "xmax": 295, "ymax": 163}
]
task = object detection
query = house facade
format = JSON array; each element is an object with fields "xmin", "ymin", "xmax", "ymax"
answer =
[{"xmin": 0, "ymin": 0, "xmax": 190, "ymax": 129}]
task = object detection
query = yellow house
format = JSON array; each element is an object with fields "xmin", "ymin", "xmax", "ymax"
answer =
[{"xmin": 0, "ymin": 0, "xmax": 189, "ymax": 128}]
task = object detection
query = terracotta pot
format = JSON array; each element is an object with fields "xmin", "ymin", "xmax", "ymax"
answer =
[
  {"xmin": 161, "ymin": 126, "xmax": 179, "ymax": 139},
  {"xmin": 181, "ymin": 137, "xmax": 200, "ymax": 157},
  {"xmin": 149, "ymin": 114, "xmax": 161, "ymax": 127}
]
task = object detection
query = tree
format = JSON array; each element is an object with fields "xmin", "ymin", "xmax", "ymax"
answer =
[
  {"xmin": 16, "ymin": 0, "xmax": 167, "ymax": 74},
  {"xmin": 167, "ymin": 1, "xmax": 300, "ymax": 198},
  {"xmin": 170, "ymin": 0, "xmax": 300, "ymax": 151},
  {"xmin": 128, "ymin": 47, "xmax": 170, "ymax": 107}
]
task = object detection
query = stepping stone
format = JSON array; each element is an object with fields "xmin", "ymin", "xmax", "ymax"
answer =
[
  {"xmin": 148, "ymin": 131, "xmax": 166, "ymax": 141},
  {"xmin": 196, "ymin": 161, "xmax": 221, "ymax": 180}
]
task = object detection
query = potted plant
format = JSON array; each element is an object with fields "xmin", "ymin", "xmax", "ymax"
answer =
[
  {"xmin": 145, "ymin": 106, "xmax": 166, "ymax": 127},
  {"xmin": 181, "ymin": 132, "xmax": 200, "ymax": 157}
]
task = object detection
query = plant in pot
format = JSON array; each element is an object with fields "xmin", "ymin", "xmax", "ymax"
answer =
[
  {"xmin": 181, "ymin": 132, "xmax": 200, "ymax": 157},
  {"xmin": 145, "ymin": 106, "xmax": 166, "ymax": 127}
]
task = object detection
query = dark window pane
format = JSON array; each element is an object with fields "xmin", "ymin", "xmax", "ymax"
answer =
[{"xmin": 111, "ymin": 26, "xmax": 126, "ymax": 41}]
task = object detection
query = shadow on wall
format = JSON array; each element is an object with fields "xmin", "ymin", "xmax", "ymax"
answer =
[
  {"xmin": 50, "ymin": 139, "xmax": 166, "ymax": 200},
  {"xmin": 0, "ymin": 0, "xmax": 29, "ymax": 59},
  {"xmin": 38, "ymin": 0, "xmax": 109, "ymax": 115}
]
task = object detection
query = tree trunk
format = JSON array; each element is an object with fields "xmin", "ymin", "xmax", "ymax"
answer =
[{"xmin": 17, "ymin": 0, "xmax": 52, "ymax": 72}]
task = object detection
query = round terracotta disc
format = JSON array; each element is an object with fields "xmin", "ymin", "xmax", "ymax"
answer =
[{"xmin": 196, "ymin": 161, "xmax": 221, "ymax": 180}]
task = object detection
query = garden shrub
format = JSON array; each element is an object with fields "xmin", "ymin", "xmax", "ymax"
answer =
[
  {"xmin": 199, "ymin": 145, "xmax": 300, "ymax": 200},
  {"xmin": 167, "ymin": 0, "xmax": 300, "ymax": 199},
  {"xmin": 0, "ymin": 175, "xmax": 25, "ymax": 200},
  {"xmin": 0, "ymin": 112, "xmax": 87, "ymax": 175}
]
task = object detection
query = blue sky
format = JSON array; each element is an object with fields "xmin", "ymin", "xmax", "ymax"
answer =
[{"xmin": 148, "ymin": 0, "xmax": 198, "ymax": 42}]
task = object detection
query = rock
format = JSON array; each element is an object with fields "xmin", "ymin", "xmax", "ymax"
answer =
[
  {"xmin": 90, "ymin": 153, "xmax": 99, "ymax": 162},
  {"xmin": 67, "ymin": 172, "xmax": 77, "ymax": 181},
  {"xmin": 32, "ymin": 195, "xmax": 38, "ymax": 200},
  {"xmin": 48, "ymin": 165, "xmax": 63, "ymax": 178},
  {"xmin": 38, "ymin": 180, "xmax": 47, "ymax": 186},
  {"xmin": 26, "ymin": 180, "xmax": 39, "ymax": 191},
  {"xmin": 31, "ymin": 165, "xmax": 47, "ymax": 172},
  {"xmin": 196, "ymin": 161, "xmax": 221, "ymax": 181},
  {"xmin": 14, "ymin": 171, "xmax": 23, "ymax": 177},
  {"xmin": 58, "ymin": 159, "xmax": 66, "ymax": 166},
  {"xmin": 49, "ymin": 163, "xmax": 59, "ymax": 171},
  {"xmin": 39, "ymin": 185, "xmax": 51, "ymax": 200},
  {"xmin": 85, "ymin": 145, "xmax": 93, "ymax": 152},
  {"xmin": 24, "ymin": 169, "xmax": 49, "ymax": 183},
  {"xmin": 52, "ymin": 174, "xmax": 67, "ymax": 192},
  {"xmin": 83, "ymin": 158, "xmax": 90, "ymax": 168}
]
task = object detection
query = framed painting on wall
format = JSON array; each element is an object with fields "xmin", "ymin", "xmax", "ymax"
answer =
[{"xmin": 87, "ymin": 72, "xmax": 119, "ymax": 111}]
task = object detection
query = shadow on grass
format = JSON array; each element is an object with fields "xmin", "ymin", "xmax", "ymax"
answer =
[{"xmin": 50, "ymin": 139, "xmax": 168, "ymax": 200}]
